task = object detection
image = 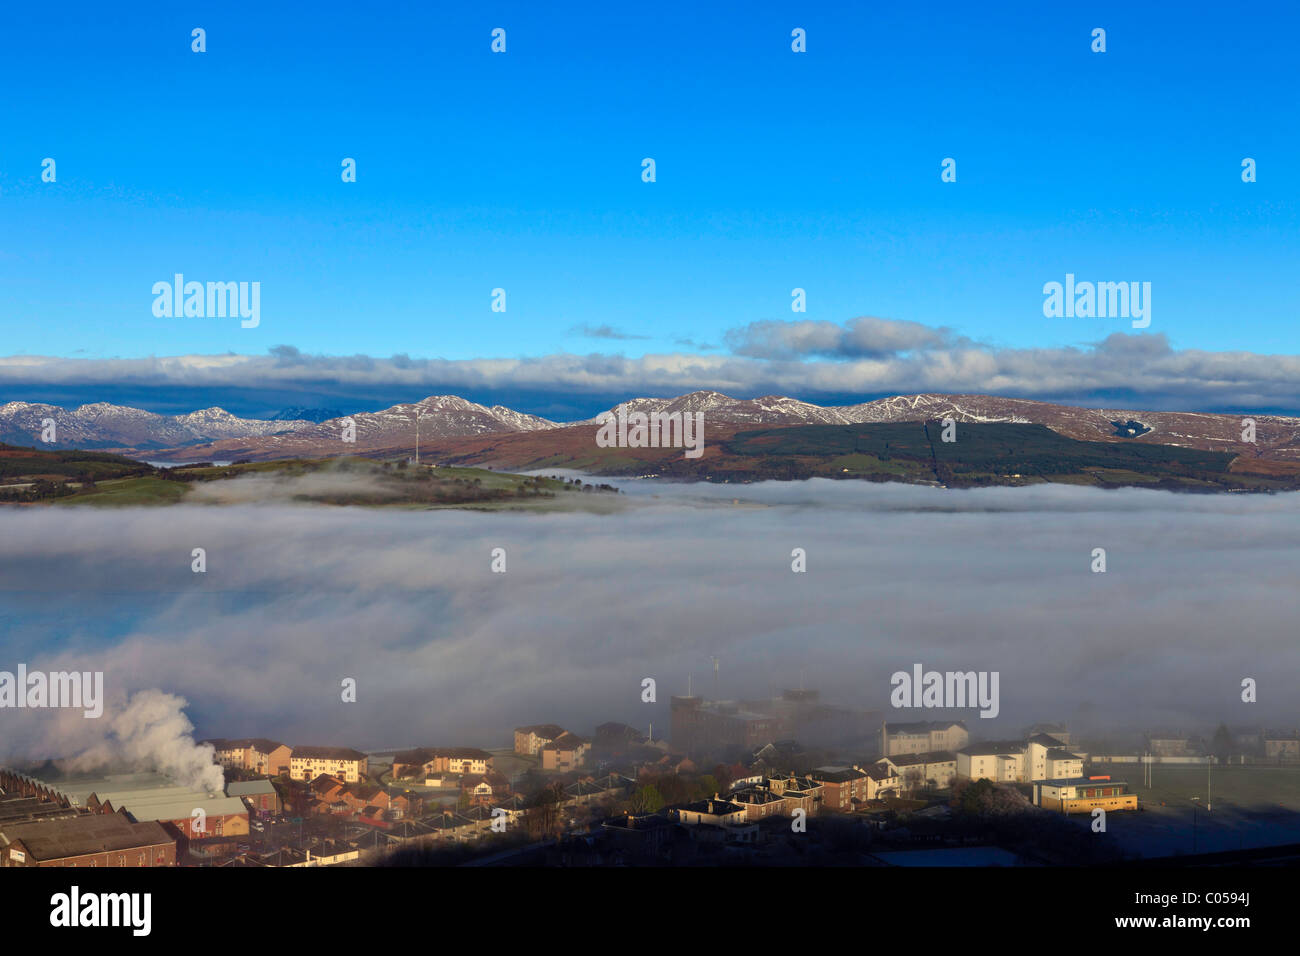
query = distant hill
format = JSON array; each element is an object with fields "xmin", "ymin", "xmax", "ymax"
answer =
[
  {"xmin": 268, "ymin": 407, "xmax": 344, "ymax": 423},
  {"xmin": 423, "ymin": 421, "xmax": 1300, "ymax": 492},
  {"xmin": 6, "ymin": 390, "xmax": 1300, "ymax": 471}
]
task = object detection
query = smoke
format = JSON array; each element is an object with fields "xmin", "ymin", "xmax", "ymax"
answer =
[{"xmin": 56, "ymin": 690, "xmax": 224, "ymax": 794}]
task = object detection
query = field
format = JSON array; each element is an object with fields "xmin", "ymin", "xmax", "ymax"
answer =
[
  {"xmin": 1091, "ymin": 764, "xmax": 1300, "ymax": 858},
  {"xmin": 1, "ymin": 447, "xmax": 620, "ymax": 509}
]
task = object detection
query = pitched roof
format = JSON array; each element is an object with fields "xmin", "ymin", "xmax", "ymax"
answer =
[
  {"xmin": 959, "ymin": 741, "xmax": 1027, "ymax": 756},
  {"xmin": 886, "ymin": 720, "xmax": 968, "ymax": 734},
  {"xmin": 2, "ymin": 814, "xmax": 173, "ymax": 861},
  {"xmin": 882, "ymin": 750, "xmax": 956, "ymax": 767},
  {"xmin": 293, "ymin": 745, "xmax": 367, "ymax": 761},
  {"xmin": 203, "ymin": 737, "xmax": 287, "ymax": 754}
]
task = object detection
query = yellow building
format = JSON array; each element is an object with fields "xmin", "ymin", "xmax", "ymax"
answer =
[
  {"xmin": 1033, "ymin": 777, "xmax": 1137, "ymax": 814},
  {"xmin": 290, "ymin": 746, "xmax": 369, "ymax": 783}
]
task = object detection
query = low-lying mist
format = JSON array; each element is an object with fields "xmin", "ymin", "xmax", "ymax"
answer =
[{"xmin": 2, "ymin": 480, "xmax": 1297, "ymax": 763}]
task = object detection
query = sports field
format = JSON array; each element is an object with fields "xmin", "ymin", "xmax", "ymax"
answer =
[{"xmin": 1089, "ymin": 764, "xmax": 1300, "ymax": 858}]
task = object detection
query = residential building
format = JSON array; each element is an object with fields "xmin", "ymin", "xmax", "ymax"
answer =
[
  {"xmin": 881, "ymin": 720, "xmax": 969, "ymax": 756},
  {"xmin": 875, "ymin": 751, "xmax": 958, "ymax": 790},
  {"xmin": 391, "ymin": 747, "xmax": 494, "ymax": 779},
  {"xmin": 1264, "ymin": 731, "xmax": 1300, "ymax": 761},
  {"xmin": 864, "ymin": 763, "xmax": 901, "ymax": 800},
  {"xmin": 202, "ymin": 738, "xmax": 292, "ymax": 777},
  {"xmin": 809, "ymin": 766, "xmax": 872, "ymax": 811},
  {"xmin": 672, "ymin": 798, "xmax": 747, "ymax": 827},
  {"xmin": 290, "ymin": 746, "xmax": 369, "ymax": 783},
  {"xmin": 540, "ymin": 733, "xmax": 590, "ymax": 772},
  {"xmin": 1026, "ymin": 735, "xmax": 1084, "ymax": 781},
  {"xmin": 729, "ymin": 786, "xmax": 787, "ymax": 821},
  {"xmin": 957, "ymin": 742, "xmax": 1026, "ymax": 783},
  {"xmin": 514, "ymin": 724, "xmax": 567, "ymax": 756},
  {"xmin": 766, "ymin": 774, "xmax": 822, "ymax": 815},
  {"xmin": 958, "ymin": 737, "xmax": 1085, "ymax": 784}
]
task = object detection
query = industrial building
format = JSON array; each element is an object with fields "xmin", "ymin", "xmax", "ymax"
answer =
[
  {"xmin": 0, "ymin": 813, "xmax": 177, "ymax": 867},
  {"xmin": 1, "ymin": 769, "xmax": 248, "ymax": 839}
]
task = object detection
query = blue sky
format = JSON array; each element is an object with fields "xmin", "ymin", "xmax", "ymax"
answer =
[{"xmin": 1, "ymin": 1, "xmax": 1297, "ymax": 416}]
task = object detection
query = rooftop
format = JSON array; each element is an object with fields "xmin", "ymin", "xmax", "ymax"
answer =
[
  {"xmin": 292, "ymin": 745, "xmax": 367, "ymax": 761},
  {"xmin": 1, "ymin": 814, "xmax": 173, "ymax": 861},
  {"xmin": 28, "ymin": 771, "xmax": 248, "ymax": 822}
]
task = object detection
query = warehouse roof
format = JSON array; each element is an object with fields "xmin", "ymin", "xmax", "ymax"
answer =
[{"xmin": 2, "ymin": 814, "xmax": 173, "ymax": 861}]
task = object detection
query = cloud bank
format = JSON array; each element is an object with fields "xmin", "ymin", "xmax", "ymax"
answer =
[
  {"xmin": 2, "ymin": 482, "xmax": 1298, "ymax": 763},
  {"xmin": 3, "ymin": 319, "xmax": 1299, "ymax": 415}
]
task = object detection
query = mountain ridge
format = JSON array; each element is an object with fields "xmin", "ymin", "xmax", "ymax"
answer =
[{"xmin": 2, "ymin": 390, "xmax": 1298, "ymax": 464}]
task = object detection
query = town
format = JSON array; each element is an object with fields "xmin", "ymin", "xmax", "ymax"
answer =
[{"xmin": 3, "ymin": 688, "xmax": 1298, "ymax": 867}]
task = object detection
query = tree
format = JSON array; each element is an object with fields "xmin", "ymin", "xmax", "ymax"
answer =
[
  {"xmin": 629, "ymin": 784, "xmax": 665, "ymax": 815},
  {"xmin": 1211, "ymin": 723, "xmax": 1233, "ymax": 763}
]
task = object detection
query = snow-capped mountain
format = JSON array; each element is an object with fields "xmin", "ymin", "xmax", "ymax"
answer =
[
  {"xmin": 588, "ymin": 390, "xmax": 855, "ymax": 426},
  {"xmin": 5, "ymin": 390, "xmax": 1298, "ymax": 463},
  {"xmin": 124, "ymin": 395, "xmax": 560, "ymax": 461},
  {"xmin": 0, "ymin": 401, "xmax": 313, "ymax": 450}
]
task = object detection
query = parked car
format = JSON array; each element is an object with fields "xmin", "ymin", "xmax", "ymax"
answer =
[{"xmin": 252, "ymin": 822, "xmax": 265, "ymax": 832}]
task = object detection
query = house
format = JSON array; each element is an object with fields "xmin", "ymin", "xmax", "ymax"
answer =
[
  {"xmin": 672, "ymin": 798, "xmax": 747, "ymax": 827},
  {"xmin": 766, "ymin": 774, "xmax": 822, "ymax": 815},
  {"xmin": 461, "ymin": 772, "xmax": 511, "ymax": 805},
  {"xmin": 863, "ymin": 763, "xmax": 901, "ymax": 800},
  {"xmin": 876, "ymin": 751, "xmax": 958, "ymax": 790},
  {"xmin": 729, "ymin": 786, "xmax": 787, "ymax": 821},
  {"xmin": 339, "ymin": 783, "xmax": 390, "ymax": 814},
  {"xmin": 881, "ymin": 720, "xmax": 969, "ymax": 756},
  {"xmin": 309, "ymin": 775, "xmax": 347, "ymax": 802},
  {"xmin": 291, "ymin": 746, "xmax": 369, "ymax": 783},
  {"xmin": 202, "ymin": 738, "xmax": 293, "ymax": 777},
  {"xmin": 514, "ymin": 724, "xmax": 568, "ymax": 756},
  {"xmin": 387, "ymin": 791, "xmax": 423, "ymax": 817},
  {"xmin": 1034, "ymin": 777, "xmax": 1137, "ymax": 814},
  {"xmin": 391, "ymin": 747, "xmax": 494, "ymax": 779},
  {"xmin": 540, "ymin": 733, "xmax": 590, "ymax": 772}
]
